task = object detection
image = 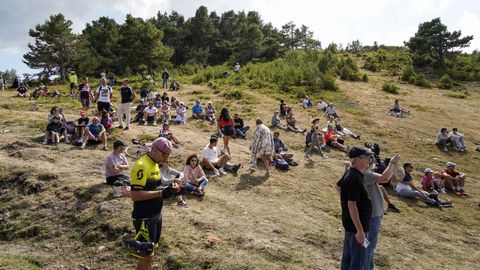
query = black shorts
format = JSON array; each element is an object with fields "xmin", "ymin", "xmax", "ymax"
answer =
[
  {"xmin": 133, "ymin": 213, "xmax": 162, "ymax": 247},
  {"xmin": 97, "ymin": 101, "xmax": 111, "ymax": 113},
  {"xmin": 146, "ymin": 115, "xmax": 155, "ymax": 123},
  {"xmin": 106, "ymin": 174, "xmax": 130, "ymax": 185},
  {"xmin": 70, "ymin": 83, "xmax": 76, "ymax": 89},
  {"xmin": 222, "ymin": 125, "xmax": 234, "ymax": 136}
]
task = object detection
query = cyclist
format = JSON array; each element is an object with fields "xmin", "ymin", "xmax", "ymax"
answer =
[{"xmin": 126, "ymin": 137, "xmax": 172, "ymax": 270}]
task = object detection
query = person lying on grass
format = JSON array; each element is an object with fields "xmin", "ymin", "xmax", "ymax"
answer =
[{"xmin": 323, "ymin": 125, "xmax": 348, "ymax": 153}]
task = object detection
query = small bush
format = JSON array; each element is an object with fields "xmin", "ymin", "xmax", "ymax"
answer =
[
  {"xmin": 363, "ymin": 57, "xmax": 381, "ymax": 72},
  {"xmin": 413, "ymin": 74, "xmax": 432, "ymax": 88},
  {"xmin": 362, "ymin": 74, "xmax": 369, "ymax": 82},
  {"xmin": 223, "ymin": 89, "xmax": 244, "ymax": 100},
  {"xmin": 437, "ymin": 74, "xmax": 453, "ymax": 89},
  {"xmin": 382, "ymin": 81, "xmax": 399, "ymax": 94},
  {"xmin": 320, "ymin": 71, "xmax": 339, "ymax": 91},
  {"xmin": 400, "ymin": 65, "xmax": 416, "ymax": 82}
]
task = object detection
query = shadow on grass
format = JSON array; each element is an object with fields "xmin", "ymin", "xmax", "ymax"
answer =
[{"xmin": 236, "ymin": 173, "xmax": 268, "ymax": 190}]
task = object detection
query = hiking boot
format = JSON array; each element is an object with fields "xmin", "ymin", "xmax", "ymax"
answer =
[
  {"xmin": 124, "ymin": 240, "xmax": 154, "ymax": 257},
  {"xmin": 218, "ymin": 168, "xmax": 227, "ymax": 176},
  {"xmin": 387, "ymin": 203, "xmax": 400, "ymax": 213}
]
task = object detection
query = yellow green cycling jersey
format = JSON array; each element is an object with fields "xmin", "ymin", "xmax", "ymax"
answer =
[{"xmin": 130, "ymin": 154, "xmax": 163, "ymax": 219}]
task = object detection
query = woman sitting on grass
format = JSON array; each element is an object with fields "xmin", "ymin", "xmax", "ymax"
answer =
[
  {"xmin": 286, "ymin": 111, "xmax": 307, "ymax": 134},
  {"xmin": 396, "ymin": 163, "xmax": 437, "ymax": 205},
  {"xmin": 159, "ymin": 161, "xmax": 187, "ymax": 207},
  {"xmin": 174, "ymin": 102, "xmax": 187, "ymax": 124},
  {"xmin": 99, "ymin": 109, "xmax": 113, "ymax": 131},
  {"xmin": 183, "ymin": 154, "xmax": 209, "ymax": 196}
]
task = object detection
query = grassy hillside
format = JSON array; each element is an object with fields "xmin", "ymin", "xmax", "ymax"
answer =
[{"xmin": 0, "ymin": 64, "xmax": 479, "ymax": 269}]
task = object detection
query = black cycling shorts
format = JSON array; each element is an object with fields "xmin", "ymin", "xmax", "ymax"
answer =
[
  {"xmin": 133, "ymin": 213, "xmax": 162, "ymax": 246},
  {"xmin": 222, "ymin": 125, "xmax": 234, "ymax": 136}
]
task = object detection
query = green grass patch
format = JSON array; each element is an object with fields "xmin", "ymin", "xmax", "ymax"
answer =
[{"xmin": 0, "ymin": 254, "xmax": 46, "ymax": 270}]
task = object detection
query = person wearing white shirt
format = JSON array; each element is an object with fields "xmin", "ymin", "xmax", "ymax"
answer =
[
  {"xmin": 201, "ymin": 136, "xmax": 235, "ymax": 177},
  {"xmin": 95, "ymin": 78, "xmax": 113, "ymax": 112},
  {"xmin": 143, "ymin": 101, "xmax": 158, "ymax": 125},
  {"xmin": 317, "ymin": 100, "xmax": 328, "ymax": 111}
]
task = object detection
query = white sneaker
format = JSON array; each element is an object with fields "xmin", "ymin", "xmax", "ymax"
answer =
[
  {"xmin": 213, "ymin": 169, "xmax": 221, "ymax": 177},
  {"xmin": 42, "ymin": 140, "xmax": 47, "ymax": 145},
  {"xmin": 440, "ymin": 188, "xmax": 446, "ymax": 193},
  {"xmin": 218, "ymin": 168, "xmax": 227, "ymax": 176},
  {"xmin": 143, "ymin": 121, "xmax": 147, "ymax": 126},
  {"xmin": 80, "ymin": 144, "xmax": 86, "ymax": 149}
]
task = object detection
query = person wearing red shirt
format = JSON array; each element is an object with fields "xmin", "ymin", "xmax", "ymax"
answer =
[
  {"xmin": 323, "ymin": 125, "xmax": 348, "ymax": 152},
  {"xmin": 218, "ymin": 108, "xmax": 235, "ymax": 156},
  {"xmin": 441, "ymin": 162, "xmax": 467, "ymax": 195}
]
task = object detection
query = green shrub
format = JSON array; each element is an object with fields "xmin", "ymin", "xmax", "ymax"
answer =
[
  {"xmin": 320, "ymin": 71, "xmax": 339, "ymax": 91},
  {"xmin": 223, "ymin": 89, "xmax": 244, "ymax": 99},
  {"xmin": 400, "ymin": 65, "xmax": 416, "ymax": 82},
  {"xmin": 437, "ymin": 74, "xmax": 453, "ymax": 89},
  {"xmin": 362, "ymin": 74, "xmax": 369, "ymax": 82},
  {"xmin": 382, "ymin": 81, "xmax": 399, "ymax": 94},
  {"xmin": 363, "ymin": 56, "xmax": 381, "ymax": 72},
  {"xmin": 413, "ymin": 74, "xmax": 432, "ymax": 88}
]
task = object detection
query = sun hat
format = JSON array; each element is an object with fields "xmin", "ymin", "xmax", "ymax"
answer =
[
  {"xmin": 446, "ymin": 162, "xmax": 456, "ymax": 167},
  {"xmin": 424, "ymin": 168, "xmax": 434, "ymax": 173}
]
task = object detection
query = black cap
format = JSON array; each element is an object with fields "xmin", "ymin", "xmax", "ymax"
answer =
[
  {"xmin": 113, "ymin": 140, "xmax": 127, "ymax": 149},
  {"xmin": 348, "ymin": 147, "xmax": 373, "ymax": 158}
]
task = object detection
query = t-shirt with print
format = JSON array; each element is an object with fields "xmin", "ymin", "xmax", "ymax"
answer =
[
  {"xmin": 96, "ymin": 85, "xmax": 112, "ymax": 103},
  {"xmin": 78, "ymin": 83, "xmax": 90, "ymax": 99},
  {"xmin": 201, "ymin": 144, "xmax": 219, "ymax": 163},
  {"xmin": 362, "ymin": 170, "xmax": 384, "ymax": 218},
  {"xmin": 77, "ymin": 117, "xmax": 89, "ymax": 126},
  {"xmin": 144, "ymin": 106, "xmax": 158, "ymax": 116},
  {"xmin": 130, "ymin": 154, "xmax": 163, "ymax": 219},
  {"xmin": 87, "ymin": 123, "xmax": 104, "ymax": 137}
]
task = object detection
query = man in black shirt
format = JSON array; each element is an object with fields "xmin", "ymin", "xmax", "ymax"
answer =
[
  {"xmin": 233, "ymin": 113, "xmax": 250, "ymax": 139},
  {"xmin": 337, "ymin": 147, "xmax": 373, "ymax": 270},
  {"xmin": 117, "ymin": 79, "xmax": 135, "ymax": 130}
]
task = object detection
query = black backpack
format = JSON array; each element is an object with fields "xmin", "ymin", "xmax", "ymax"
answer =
[{"xmin": 275, "ymin": 159, "xmax": 290, "ymax": 171}]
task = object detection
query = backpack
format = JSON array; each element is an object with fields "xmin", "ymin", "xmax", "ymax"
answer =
[{"xmin": 275, "ymin": 159, "xmax": 290, "ymax": 171}]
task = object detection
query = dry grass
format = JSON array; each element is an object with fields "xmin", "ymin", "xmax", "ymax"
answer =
[{"xmin": 0, "ymin": 76, "xmax": 479, "ymax": 270}]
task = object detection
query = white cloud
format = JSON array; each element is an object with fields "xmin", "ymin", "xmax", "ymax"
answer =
[{"xmin": 458, "ymin": 10, "xmax": 480, "ymax": 51}]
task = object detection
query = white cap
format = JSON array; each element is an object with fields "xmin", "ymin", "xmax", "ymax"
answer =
[
  {"xmin": 446, "ymin": 162, "xmax": 456, "ymax": 167},
  {"xmin": 424, "ymin": 168, "xmax": 434, "ymax": 173}
]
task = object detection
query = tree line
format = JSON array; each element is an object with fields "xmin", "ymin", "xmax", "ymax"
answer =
[{"xmin": 22, "ymin": 6, "xmax": 320, "ymax": 81}]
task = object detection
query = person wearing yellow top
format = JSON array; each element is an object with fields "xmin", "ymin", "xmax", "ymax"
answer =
[
  {"xmin": 126, "ymin": 138, "xmax": 172, "ymax": 270},
  {"xmin": 68, "ymin": 71, "xmax": 78, "ymax": 96}
]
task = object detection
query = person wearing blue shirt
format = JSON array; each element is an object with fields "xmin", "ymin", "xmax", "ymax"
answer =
[{"xmin": 192, "ymin": 100, "xmax": 203, "ymax": 119}]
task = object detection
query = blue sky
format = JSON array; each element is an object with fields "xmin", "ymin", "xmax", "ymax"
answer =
[{"xmin": 1, "ymin": 0, "xmax": 479, "ymax": 76}]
